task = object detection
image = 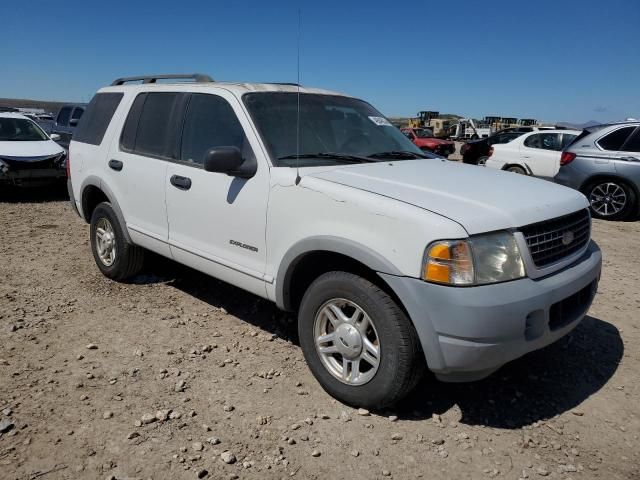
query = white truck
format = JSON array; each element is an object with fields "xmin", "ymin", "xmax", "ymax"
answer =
[
  {"xmin": 68, "ymin": 74, "xmax": 602, "ymax": 408},
  {"xmin": 449, "ymin": 118, "xmax": 491, "ymax": 139}
]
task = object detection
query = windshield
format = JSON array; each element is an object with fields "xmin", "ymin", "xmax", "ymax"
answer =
[
  {"xmin": 243, "ymin": 92, "xmax": 424, "ymax": 166},
  {"xmin": 414, "ymin": 128, "xmax": 435, "ymax": 138},
  {"xmin": 0, "ymin": 117, "xmax": 48, "ymax": 141}
]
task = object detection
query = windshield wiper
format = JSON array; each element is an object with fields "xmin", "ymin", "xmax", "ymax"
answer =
[
  {"xmin": 277, "ymin": 152, "xmax": 378, "ymax": 163},
  {"xmin": 367, "ymin": 150, "xmax": 429, "ymax": 159}
]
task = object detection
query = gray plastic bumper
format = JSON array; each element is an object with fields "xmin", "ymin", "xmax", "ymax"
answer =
[{"xmin": 380, "ymin": 241, "xmax": 602, "ymax": 382}]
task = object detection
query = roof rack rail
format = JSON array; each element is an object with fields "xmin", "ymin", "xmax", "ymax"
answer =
[{"xmin": 110, "ymin": 74, "xmax": 213, "ymax": 86}]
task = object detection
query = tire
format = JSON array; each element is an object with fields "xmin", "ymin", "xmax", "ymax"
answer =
[
  {"xmin": 90, "ymin": 202, "xmax": 144, "ymax": 281},
  {"xmin": 298, "ymin": 271, "xmax": 424, "ymax": 408},
  {"xmin": 477, "ymin": 156, "xmax": 489, "ymax": 166},
  {"xmin": 585, "ymin": 180, "xmax": 637, "ymax": 220},
  {"xmin": 505, "ymin": 165, "xmax": 527, "ymax": 175}
]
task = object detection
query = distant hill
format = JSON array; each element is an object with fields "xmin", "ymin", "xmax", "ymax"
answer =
[
  {"xmin": 556, "ymin": 120, "xmax": 604, "ymax": 130},
  {"xmin": 0, "ymin": 97, "xmax": 72, "ymax": 115}
]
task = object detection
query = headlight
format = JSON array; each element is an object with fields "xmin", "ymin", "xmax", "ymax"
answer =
[{"xmin": 423, "ymin": 231, "xmax": 525, "ymax": 286}]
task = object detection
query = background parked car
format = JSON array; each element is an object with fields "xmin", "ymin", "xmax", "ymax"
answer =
[
  {"xmin": 0, "ymin": 112, "xmax": 66, "ymax": 187},
  {"xmin": 400, "ymin": 127, "xmax": 456, "ymax": 157},
  {"xmin": 555, "ymin": 121, "xmax": 640, "ymax": 220},
  {"xmin": 485, "ymin": 129, "xmax": 580, "ymax": 179},
  {"xmin": 51, "ymin": 104, "xmax": 86, "ymax": 148},
  {"xmin": 461, "ymin": 130, "xmax": 523, "ymax": 165}
]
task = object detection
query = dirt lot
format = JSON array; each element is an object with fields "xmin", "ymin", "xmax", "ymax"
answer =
[{"xmin": 0, "ymin": 186, "xmax": 638, "ymax": 480}]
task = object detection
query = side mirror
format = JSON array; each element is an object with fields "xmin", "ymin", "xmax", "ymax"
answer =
[
  {"xmin": 203, "ymin": 146, "xmax": 256, "ymax": 178},
  {"xmin": 69, "ymin": 118, "xmax": 79, "ymax": 127},
  {"xmin": 49, "ymin": 133, "xmax": 61, "ymax": 141}
]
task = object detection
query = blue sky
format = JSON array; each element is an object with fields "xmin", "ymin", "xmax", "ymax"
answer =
[{"xmin": 2, "ymin": 0, "xmax": 638, "ymax": 123}]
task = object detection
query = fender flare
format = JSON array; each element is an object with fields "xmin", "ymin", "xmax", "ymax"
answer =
[
  {"xmin": 275, "ymin": 236, "xmax": 403, "ymax": 311},
  {"xmin": 80, "ymin": 175, "xmax": 132, "ymax": 243}
]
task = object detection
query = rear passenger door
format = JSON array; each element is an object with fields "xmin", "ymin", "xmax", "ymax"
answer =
[
  {"xmin": 520, "ymin": 132, "xmax": 562, "ymax": 179},
  {"xmin": 106, "ymin": 91, "xmax": 184, "ymax": 257},
  {"xmin": 165, "ymin": 91, "xmax": 270, "ymax": 298}
]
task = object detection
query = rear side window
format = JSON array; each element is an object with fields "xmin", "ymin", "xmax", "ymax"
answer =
[
  {"xmin": 525, "ymin": 133, "xmax": 561, "ymax": 151},
  {"xmin": 120, "ymin": 92, "xmax": 180, "ymax": 158},
  {"xmin": 620, "ymin": 127, "xmax": 640, "ymax": 152},
  {"xmin": 56, "ymin": 107, "xmax": 72, "ymax": 127},
  {"xmin": 598, "ymin": 126, "xmax": 635, "ymax": 151},
  {"xmin": 560, "ymin": 133, "xmax": 578, "ymax": 149},
  {"xmin": 73, "ymin": 93, "xmax": 123, "ymax": 145},
  {"xmin": 180, "ymin": 94, "xmax": 249, "ymax": 166}
]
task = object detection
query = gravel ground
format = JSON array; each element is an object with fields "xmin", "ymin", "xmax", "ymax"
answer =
[{"xmin": 0, "ymin": 185, "xmax": 638, "ymax": 480}]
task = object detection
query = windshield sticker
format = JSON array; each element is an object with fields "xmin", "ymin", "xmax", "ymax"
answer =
[{"xmin": 368, "ymin": 116, "xmax": 393, "ymax": 127}]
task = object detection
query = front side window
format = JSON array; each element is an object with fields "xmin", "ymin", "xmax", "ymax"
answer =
[
  {"xmin": 598, "ymin": 126, "xmax": 635, "ymax": 151},
  {"xmin": 180, "ymin": 94, "xmax": 250, "ymax": 166},
  {"xmin": 0, "ymin": 117, "xmax": 48, "ymax": 141},
  {"xmin": 56, "ymin": 107, "xmax": 72, "ymax": 126},
  {"xmin": 243, "ymin": 92, "xmax": 423, "ymax": 167}
]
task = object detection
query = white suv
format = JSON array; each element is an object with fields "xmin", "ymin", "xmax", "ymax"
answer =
[{"xmin": 68, "ymin": 74, "xmax": 602, "ymax": 408}]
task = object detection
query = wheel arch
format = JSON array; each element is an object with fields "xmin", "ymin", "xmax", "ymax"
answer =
[
  {"xmin": 275, "ymin": 237, "xmax": 404, "ymax": 312},
  {"xmin": 80, "ymin": 176, "xmax": 132, "ymax": 243},
  {"xmin": 501, "ymin": 163, "xmax": 532, "ymax": 175},
  {"xmin": 579, "ymin": 173, "xmax": 640, "ymax": 198}
]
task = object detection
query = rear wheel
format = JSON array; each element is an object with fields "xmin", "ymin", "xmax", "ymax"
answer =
[
  {"xmin": 90, "ymin": 202, "xmax": 144, "ymax": 280},
  {"xmin": 298, "ymin": 271, "xmax": 424, "ymax": 408},
  {"xmin": 505, "ymin": 165, "xmax": 527, "ymax": 175},
  {"xmin": 586, "ymin": 180, "xmax": 636, "ymax": 220}
]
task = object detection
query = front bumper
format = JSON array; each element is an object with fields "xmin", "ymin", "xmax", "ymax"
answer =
[{"xmin": 380, "ymin": 241, "xmax": 602, "ymax": 382}]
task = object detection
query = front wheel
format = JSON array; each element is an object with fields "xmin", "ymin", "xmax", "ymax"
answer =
[
  {"xmin": 298, "ymin": 271, "xmax": 424, "ymax": 408},
  {"xmin": 586, "ymin": 180, "xmax": 636, "ymax": 220},
  {"xmin": 477, "ymin": 156, "xmax": 489, "ymax": 166}
]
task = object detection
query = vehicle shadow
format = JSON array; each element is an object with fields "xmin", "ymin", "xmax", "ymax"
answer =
[
  {"xmin": 397, "ymin": 315, "xmax": 623, "ymax": 429},
  {"xmin": 0, "ymin": 182, "xmax": 68, "ymax": 203},
  {"xmin": 139, "ymin": 258, "xmax": 622, "ymax": 429}
]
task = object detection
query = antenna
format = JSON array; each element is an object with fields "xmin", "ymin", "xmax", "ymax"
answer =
[{"xmin": 294, "ymin": 7, "xmax": 302, "ymax": 185}]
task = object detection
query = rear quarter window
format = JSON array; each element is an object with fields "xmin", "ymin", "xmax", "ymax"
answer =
[
  {"xmin": 73, "ymin": 93, "xmax": 123, "ymax": 146},
  {"xmin": 597, "ymin": 126, "xmax": 635, "ymax": 151}
]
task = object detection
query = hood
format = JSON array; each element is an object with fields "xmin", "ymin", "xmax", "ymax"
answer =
[
  {"xmin": 0, "ymin": 139, "xmax": 64, "ymax": 159},
  {"xmin": 305, "ymin": 159, "xmax": 588, "ymax": 235}
]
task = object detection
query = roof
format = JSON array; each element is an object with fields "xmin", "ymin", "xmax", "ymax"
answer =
[
  {"xmin": 100, "ymin": 81, "xmax": 345, "ymax": 97},
  {"xmin": 0, "ymin": 112, "xmax": 31, "ymax": 120}
]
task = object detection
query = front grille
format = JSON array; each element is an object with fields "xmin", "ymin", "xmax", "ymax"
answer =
[
  {"xmin": 0, "ymin": 153, "xmax": 65, "ymax": 171},
  {"xmin": 520, "ymin": 209, "xmax": 590, "ymax": 268}
]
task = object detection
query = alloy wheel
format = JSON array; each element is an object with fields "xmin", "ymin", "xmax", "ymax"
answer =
[{"xmin": 313, "ymin": 298, "xmax": 380, "ymax": 386}]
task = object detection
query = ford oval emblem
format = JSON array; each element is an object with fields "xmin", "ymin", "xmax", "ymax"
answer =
[{"xmin": 562, "ymin": 230, "xmax": 575, "ymax": 246}]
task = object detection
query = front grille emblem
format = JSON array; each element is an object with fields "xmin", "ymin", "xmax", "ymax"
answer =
[{"xmin": 561, "ymin": 230, "xmax": 575, "ymax": 246}]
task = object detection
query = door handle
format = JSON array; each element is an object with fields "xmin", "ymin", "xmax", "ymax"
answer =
[
  {"xmin": 108, "ymin": 159, "xmax": 123, "ymax": 171},
  {"xmin": 619, "ymin": 156, "xmax": 639, "ymax": 162},
  {"xmin": 170, "ymin": 175, "xmax": 192, "ymax": 190}
]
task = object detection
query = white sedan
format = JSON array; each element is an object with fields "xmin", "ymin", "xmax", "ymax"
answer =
[
  {"xmin": 0, "ymin": 113, "xmax": 66, "ymax": 187},
  {"xmin": 485, "ymin": 129, "xmax": 581, "ymax": 179}
]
